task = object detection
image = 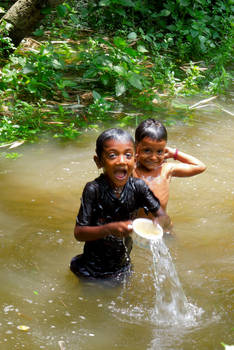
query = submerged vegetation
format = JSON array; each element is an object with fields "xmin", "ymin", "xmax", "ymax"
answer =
[{"xmin": 0, "ymin": 0, "xmax": 233, "ymax": 147}]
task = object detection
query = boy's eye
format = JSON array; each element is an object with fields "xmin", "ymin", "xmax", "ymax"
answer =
[
  {"xmin": 107, "ymin": 153, "xmax": 117, "ymax": 159},
  {"xmin": 125, "ymin": 152, "xmax": 133, "ymax": 159},
  {"xmin": 143, "ymin": 148, "xmax": 152, "ymax": 154},
  {"xmin": 157, "ymin": 150, "xmax": 163, "ymax": 155}
]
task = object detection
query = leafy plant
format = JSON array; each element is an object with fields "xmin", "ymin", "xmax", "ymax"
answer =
[
  {"xmin": 4, "ymin": 152, "xmax": 22, "ymax": 159},
  {"xmin": 0, "ymin": 0, "xmax": 232, "ymax": 145},
  {"xmin": 0, "ymin": 20, "xmax": 15, "ymax": 58},
  {"xmin": 78, "ymin": 36, "xmax": 150, "ymax": 97}
]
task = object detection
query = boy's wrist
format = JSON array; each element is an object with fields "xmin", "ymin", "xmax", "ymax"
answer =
[{"xmin": 173, "ymin": 148, "xmax": 179, "ymax": 160}]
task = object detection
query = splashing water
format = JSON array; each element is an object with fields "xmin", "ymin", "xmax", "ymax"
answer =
[{"xmin": 150, "ymin": 239, "xmax": 202, "ymax": 326}]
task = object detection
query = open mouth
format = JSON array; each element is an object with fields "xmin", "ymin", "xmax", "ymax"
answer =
[{"xmin": 114, "ymin": 169, "xmax": 127, "ymax": 180}]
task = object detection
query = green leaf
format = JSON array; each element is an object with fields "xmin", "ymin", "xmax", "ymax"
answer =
[
  {"xmin": 99, "ymin": 0, "xmax": 111, "ymax": 6},
  {"xmin": 128, "ymin": 32, "xmax": 137, "ymax": 41},
  {"xmin": 101, "ymin": 74, "xmax": 110, "ymax": 86},
  {"xmin": 160, "ymin": 10, "xmax": 171, "ymax": 16},
  {"xmin": 119, "ymin": 0, "xmax": 135, "ymax": 6},
  {"xmin": 56, "ymin": 4, "xmax": 67, "ymax": 18},
  {"xmin": 83, "ymin": 68, "xmax": 98, "ymax": 79},
  {"xmin": 178, "ymin": 0, "xmax": 190, "ymax": 6},
  {"xmin": 113, "ymin": 66, "xmax": 126, "ymax": 75},
  {"xmin": 199, "ymin": 35, "xmax": 206, "ymax": 43},
  {"xmin": 69, "ymin": 14, "xmax": 80, "ymax": 25},
  {"xmin": 113, "ymin": 37, "xmax": 127, "ymax": 48},
  {"xmin": 115, "ymin": 81, "xmax": 126, "ymax": 96},
  {"xmin": 41, "ymin": 7, "xmax": 51, "ymax": 15},
  {"xmin": 167, "ymin": 25, "xmax": 176, "ymax": 31},
  {"xmin": 137, "ymin": 45, "xmax": 148, "ymax": 53},
  {"xmin": 22, "ymin": 64, "xmax": 35, "ymax": 74},
  {"xmin": 52, "ymin": 59, "xmax": 63, "ymax": 69},
  {"xmin": 5, "ymin": 22, "xmax": 13, "ymax": 31},
  {"xmin": 5, "ymin": 152, "xmax": 21, "ymax": 159},
  {"xmin": 190, "ymin": 29, "xmax": 198, "ymax": 38},
  {"xmin": 62, "ymin": 80, "xmax": 77, "ymax": 87},
  {"xmin": 33, "ymin": 28, "xmax": 45, "ymax": 37},
  {"xmin": 115, "ymin": 8, "xmax": 126, "ymax": 17},
  {"xmin": 128, "ymin": 73, "xmax": 143, "ymax": 90},
  {"xmin": 92, "ymin": 90, "xmax": 101, "ymax": 100},
  {"xmin": 125, "ymin": 47, "xmax": 138, "ymax": 57}
]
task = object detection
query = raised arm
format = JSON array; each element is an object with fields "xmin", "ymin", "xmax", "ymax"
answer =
[{"xmin": 164, "ymin": 146, "xmax": 206, "ymax": 177}]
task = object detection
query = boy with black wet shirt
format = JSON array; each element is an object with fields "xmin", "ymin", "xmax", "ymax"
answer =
[{"xmin": 70, "ymin": 128, "xmax": 169, "ymax": 280}]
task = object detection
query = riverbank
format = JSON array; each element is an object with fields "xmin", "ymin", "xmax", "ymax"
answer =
[{"xmin": 0, "ymin": 1, "xmax": 233, "ymax": 148}]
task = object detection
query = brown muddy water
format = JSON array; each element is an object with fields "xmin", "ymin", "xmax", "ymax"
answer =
[{"xmin": 0, "ymin": 97, "xmax": 233, "ymax": 350}]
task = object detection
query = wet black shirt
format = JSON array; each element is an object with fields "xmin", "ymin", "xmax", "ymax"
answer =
[{"xmin": 73, "ymin": 174, "xmax": 160, "ymax": 278}]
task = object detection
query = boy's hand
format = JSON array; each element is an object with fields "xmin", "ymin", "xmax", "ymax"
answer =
[
  {"xmin": 164, "ymin": 146, "xmax": 176, "ymax": 159},
  {"xmin": 153, "ymin": 216, "xmax": 174, "ymax": 235},
  {"xmin": 105, "ymin": 221, "xmax": 133, "ymax": 238}
]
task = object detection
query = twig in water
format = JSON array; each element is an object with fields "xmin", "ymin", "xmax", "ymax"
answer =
[
  {"xmin": 58, "ymin": 297, "xmax": 68, "ymax": 308},
  {"xmin": 189, "ymin": 96, "xmax": 217, "ymax": 109},
  {"xmin": 191, "ymin": 103, "xmax": 215, "ymax": 109},
  {"xmin": 0, "ymin": 140, "xmax": 25, "ymax": 149},
  {"xmin": 191, "ymin": 102, "xmax": 234, "ymax": 116},
  {"xmin": 219, "ymin": 107, "xmax": 234, "ymax": 116}
]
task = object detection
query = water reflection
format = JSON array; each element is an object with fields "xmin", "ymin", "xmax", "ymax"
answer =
[{"xmin": 0, "ymin": 102, "xmax": 233, "ymax": 349}]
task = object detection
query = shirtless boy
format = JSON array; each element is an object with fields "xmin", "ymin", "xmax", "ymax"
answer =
[{"xmin": 133, "ymin": 119, "xmax": 206, "ymax": 221}]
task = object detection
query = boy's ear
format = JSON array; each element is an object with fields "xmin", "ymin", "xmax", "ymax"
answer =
[{"xmin": 93, "ymin": 155, "xmax": 102, "ymax": 169}]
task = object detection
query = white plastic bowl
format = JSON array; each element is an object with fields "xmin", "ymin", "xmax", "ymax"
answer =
[{"xmin": 132, "ymin": 218, "xmax": 163, "ymax": 249}]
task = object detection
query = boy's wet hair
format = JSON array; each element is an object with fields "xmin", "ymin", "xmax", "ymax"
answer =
[
  {"xmin": 96, "ymin": 128, "xmax": 134, "ymax": 159},
  {"xmin": 135, "ymin": 118, "xmax": 167, "ymax": 143}
]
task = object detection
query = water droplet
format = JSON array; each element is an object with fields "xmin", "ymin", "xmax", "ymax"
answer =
[{"xmin": 17, "ymin": 325, "xmax": 30, "ymax": 331}]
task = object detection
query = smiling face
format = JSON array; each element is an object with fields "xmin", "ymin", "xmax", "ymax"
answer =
[
  {"xmin": 96, "ymin": 138, "xmax": 135, "ymax": 188},
  {"xmin": 136, "ymin": 137, "xmax": 167, "ymax": 171}
]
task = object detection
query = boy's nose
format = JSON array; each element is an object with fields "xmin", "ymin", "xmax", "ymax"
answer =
[
  {"xmin": 151, "ymin": 153, "xmax": 158, "ymax": 160},
  {"xmin": 118, "ymin": 154, "xmax": 126, "ymax": 163}
]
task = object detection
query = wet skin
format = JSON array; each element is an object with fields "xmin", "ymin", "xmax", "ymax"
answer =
[
  {"xmin": 136, "ymin": 137, "xmax": 166, "ymax": 173},
  {"xmin": 96, "ymin": 139, "xmax": 135, "ymax": 189},
  {"xmin": 134, "ymin": 136, "xmax": 206, "ymax": 212}
]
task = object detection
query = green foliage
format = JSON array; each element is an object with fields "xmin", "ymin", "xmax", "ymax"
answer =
[
  {"xmin": 4, "ymin": 152, "xmax": 22, "ymax": 159},
  {"xmin": 79, "ymin": 36, "xmax": 150, "ymax": 96},
  {"xmin": 0, "ymin": 20, "xmax": 15, "ymax": 58},
  {"xmin": 0, "ymin": 0, "xmax": 232, "ymax": 146},
  {"xmin": 1, "ymin": 45, "xmax": 68, "ymax": 99},
  {"xmin": 0, "ymin": 102, "xmax": 41, "ymax": 143},
  {"xmin": 84, "ymin": 0, "xmax": 233, "ymax": 62},
  {"xmin": 81, "ymin": 0, "xmax": 233, "ymax": 94},
  {"xmin": 87, "ymin": 90, "xmax": 115, "ymax": 120},
  {"xmin": 54, "ymin": 122, "xmax": 81, "ymax": 139}
]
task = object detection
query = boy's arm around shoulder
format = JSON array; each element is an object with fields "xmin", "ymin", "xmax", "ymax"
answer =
[{"xmin": 164, "ymin": 146, "xmax": 206, "ymax": 177}]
